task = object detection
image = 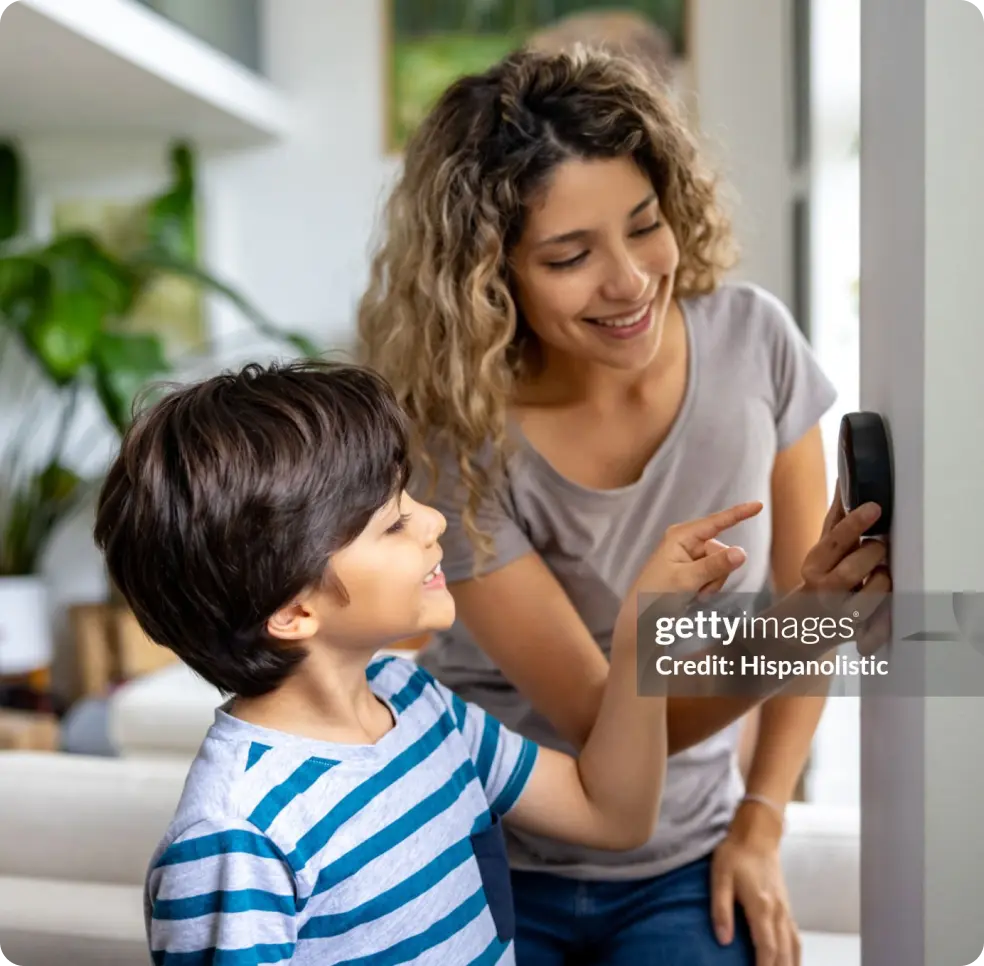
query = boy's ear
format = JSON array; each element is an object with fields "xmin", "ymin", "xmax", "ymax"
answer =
[{"xmin": 267, "ymin": 594, "xmax": 320, "ymax": 641}]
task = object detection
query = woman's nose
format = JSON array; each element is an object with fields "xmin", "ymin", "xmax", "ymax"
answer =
[{"xmin": 602, "ymin": 251, "xmax": 650, "ymax": 303}]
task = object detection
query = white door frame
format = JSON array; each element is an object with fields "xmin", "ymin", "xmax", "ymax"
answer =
[{"xmin": 859, "ymin": 1, "xmax": 984, "ymax": 963}]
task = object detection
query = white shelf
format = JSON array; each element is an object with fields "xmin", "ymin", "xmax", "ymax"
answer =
[{"xmin": 0, "ymin": 0, "xmax": 295, "ymax": 146}]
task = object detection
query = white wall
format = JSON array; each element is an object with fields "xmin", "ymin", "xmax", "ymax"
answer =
[
  {"xmin": 201, "ymin": 0, "xmax": 400, "ymax": 361},
  {"xmin": 803, "ymin": 0, "xmax": 862, "ymax": 808},
  {"xmin": 6, "ymin": 0, "xmax": 797, "ymax": 693},
  {"xmin": 14, "ymin": 0, "xmax": 402, "ymax": 689},
  {"xmin": 860, "ymin": 0, "xmax": 984, "ymax": 962},
  {"xmin": 690, "ymin": 0, "xmax": 798, "ymax": 311}
]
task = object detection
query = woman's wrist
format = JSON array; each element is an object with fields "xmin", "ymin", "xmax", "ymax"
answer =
[{"xmin": 728, "ymin": 792, "xmax": 786, "ymax": 848}]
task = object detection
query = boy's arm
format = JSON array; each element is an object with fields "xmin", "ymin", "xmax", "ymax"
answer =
[
  {"xmin": 505, "ymin": 601, "xmax": 669, "ymax": 850},
  {"xmin": 147, "ymin": 818, "xmax": 297, "ymax": 964},
  {"xmin": 434, "ymin": 504, "xmax": 760, "ymax": 852}
]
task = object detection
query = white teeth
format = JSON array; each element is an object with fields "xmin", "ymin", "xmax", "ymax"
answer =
[
  {"xmin": 423, "ymin": 563, "xmax": 443, "ymax": 583},
  {"xmin": 590, "ymin": 303, "xmax": 651, "ymax": 328}
]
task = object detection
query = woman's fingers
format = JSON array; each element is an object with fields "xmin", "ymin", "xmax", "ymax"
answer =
[
  {"xmin": 849, "ymin": 564, "xmax": 892, "ymax": 619},
  {"xmin": 802, "ymin": 503, "xmax": 882, "ymax": 583},
  {"xmin": 852, "ymin": 567, "xmax": 893, "ymax": 654},
  {"xmin": 821, "ymin": 488, "xmax": 846, "ymax": 536},
  {"xmin": 856, "ymin": 599, "xmax": 892, "ymax": 656},
  {"xmin": 830, "ymin": 539, "xmax": 888, "ymax": 591}
]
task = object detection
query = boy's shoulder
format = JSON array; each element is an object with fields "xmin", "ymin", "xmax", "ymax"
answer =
[
  {"xmin": 150, "ymin": 658, "xmax": 448, "ymax": 866},
  {"xmin": 366, "ymin": 652, "xmax": 446, "ymax": 709},
  {"xmin": 148, "ymin": 726, "xmax": 294, "ymax": 871}
]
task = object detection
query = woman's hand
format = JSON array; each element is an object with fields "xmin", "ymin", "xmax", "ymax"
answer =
[
  {"xmin": 800, "ymin": 494, "xmax": 891, "ymax": 605},
  {"xmin": 711, "ymin": 805, "xmax": 800, "ymax": 966}
]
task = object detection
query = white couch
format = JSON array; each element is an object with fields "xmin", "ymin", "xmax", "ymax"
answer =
[
  {"xmin": 0, "ymin": 751, "xmax": 190, "ymax": 966},
  {"xmin": 0, "ymin": 660, "xmax": 862, "ymax": 965},
  {"xmin": 0, "ymin": 749, "xmax": 860, "ymax": 966}
]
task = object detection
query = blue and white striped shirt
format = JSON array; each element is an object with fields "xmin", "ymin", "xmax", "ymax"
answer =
[{"xmin": 145, "ymin": 656, "xmax": 539, "ymax": 965}]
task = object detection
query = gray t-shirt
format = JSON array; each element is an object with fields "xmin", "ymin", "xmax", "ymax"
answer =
[{"xmin": 414, "ymin": 281, "xmax": 837, "ymax": 881}]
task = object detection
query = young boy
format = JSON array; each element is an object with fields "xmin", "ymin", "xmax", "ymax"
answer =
[{"xmin": 94, "ymin": 360, "xmax": 758, "ymax": 965}]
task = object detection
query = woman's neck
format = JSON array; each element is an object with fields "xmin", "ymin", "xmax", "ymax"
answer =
[{"xmin": 231, "ymin": 641, "xmax": 393, "ymax": 745}]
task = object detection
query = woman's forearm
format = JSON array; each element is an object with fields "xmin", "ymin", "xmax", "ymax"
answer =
[
  {"xmin": 745, "ymin": 693, "xmax": 828, "ymax": 806},
  {"xmin": 725, "ymin": 692, "xmax": 829, "ymax": 847}
]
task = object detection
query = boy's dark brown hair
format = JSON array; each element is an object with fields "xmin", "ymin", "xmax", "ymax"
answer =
[{"xmin": 94, "ymin": 360, "xmax": 412, "ymax": 697}]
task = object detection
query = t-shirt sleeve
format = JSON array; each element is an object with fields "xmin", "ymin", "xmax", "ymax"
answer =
[
  {"xmin": 429, "ymin": 675, "xmax": 539, "ymax": 816},
  {"xmin": 409, "ymin": 436, "xmax": 532, "ymax": 582},
  {"xmin": 146, "ymin": 818, "xmax": 297, "ymax": 964},
  {"xmin": 753, "ymin": 286, "xmax": 838, "ymax": 450}
]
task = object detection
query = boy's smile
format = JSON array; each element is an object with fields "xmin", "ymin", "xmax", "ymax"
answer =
[{"xmin": 423, "ymin": 559, "xmax": 446, "ymax": 590}]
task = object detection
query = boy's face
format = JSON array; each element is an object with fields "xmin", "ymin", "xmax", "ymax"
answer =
[{"xmin": 268, "ymin": 491, "xmax": 455, "ymax": 650}]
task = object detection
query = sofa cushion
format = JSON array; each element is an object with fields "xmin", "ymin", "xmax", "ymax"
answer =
[
  {"xmin": 0, "ymin": 752, "xmax": 187, "ymax": 885},
  {"xmin": 800, "ymin": 930, "xmax": 860, "ymax": 965},
  {"xmin": 0, "ymin": 876, "xmax": 147, "ymax": 966},
  {"xmin": 109, "ymin": 650, "xmax": 420, "ymax": 760},
  {"xmin": 109, "ymin": 661, "xmax": 222, "ymax": 760},
  {"xmin": 781, "ymin": 802, "xmax": 860, "ymax": 935}
]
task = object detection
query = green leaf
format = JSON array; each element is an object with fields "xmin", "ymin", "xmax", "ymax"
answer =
[
  {"xmin": 42, "ymin": 234, "xmax": 136, "ymax": 316},
  {"xmin": 18, "ymin": 234, "xmax": 138, "ymax": 383},
  {"xmin": 26, "ymin": 287, "xmax": 104, "ymax": 382},
  {"xmin": 146, "ymin": 141, "xmax": 197, "ymax": 263},
  {"xmin": 0, "ymin": 461, "xmax": 83, "ymax": 576},
  {"xmin": 92, "ymin": 331, "xmax": 171, "ymax": 432},
  {"xmin": 0, "ymin": 255, "xmax": 44, "ymax": 332}
]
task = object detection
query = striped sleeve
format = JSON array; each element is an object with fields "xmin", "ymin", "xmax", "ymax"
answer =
[
  {"xmin": 147, "ymin": 818, "xmax": 297, "ymax": 966},
  {"xmin": 428, "ymin": 677, "xmax": 538, "ymax": 816}
]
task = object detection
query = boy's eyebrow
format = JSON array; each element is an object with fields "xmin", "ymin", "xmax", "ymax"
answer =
[{"xmin": 534, "ymin": 193, "xmax": 659, "ymax": 247}]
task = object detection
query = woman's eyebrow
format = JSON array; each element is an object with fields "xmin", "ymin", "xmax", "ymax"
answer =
[{"xmin": 534, "ymin": 193, "xmax": 658, "ymax": 248}]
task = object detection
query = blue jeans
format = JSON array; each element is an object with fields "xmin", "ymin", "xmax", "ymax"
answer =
[{"xmin": 510, "ymin": 854, "xmax": 755, "ymax": 965}]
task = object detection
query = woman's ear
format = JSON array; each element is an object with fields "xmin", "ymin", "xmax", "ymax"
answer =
[{"xmin": 267, "ymin": 594, "xmax": 320, "ymax": 641}]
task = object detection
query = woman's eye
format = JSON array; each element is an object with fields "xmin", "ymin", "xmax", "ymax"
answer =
[
  {"xmin": 545, "ymin": 251, "xmax": 589, "ymax": 270},
  {"xmin": 632, "ymin": 220, "xmax": 662, "ymax": 237},
  {"xmin": 387, "ymin": 513, "xmax": 411, "ymax": 534}
]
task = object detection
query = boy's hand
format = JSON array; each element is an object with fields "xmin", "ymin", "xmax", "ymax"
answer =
[{"xmin": 633, "ymin": 501, "xmax": 765, "ymax": 599}]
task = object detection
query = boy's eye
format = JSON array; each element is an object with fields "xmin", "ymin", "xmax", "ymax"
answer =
[{"xmin": 387, "ymin": 513, "xmax": 411, "ymax": 534}]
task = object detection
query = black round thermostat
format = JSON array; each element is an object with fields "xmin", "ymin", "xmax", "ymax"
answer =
[{"xmin": 838, "ymin": 412, "xmax": 893, "ymax": 537}]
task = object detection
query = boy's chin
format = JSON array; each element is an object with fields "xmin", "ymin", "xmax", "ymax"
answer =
[{"xmin": 419, "ymin": 596, "xmax": 456, "ymax": 634}]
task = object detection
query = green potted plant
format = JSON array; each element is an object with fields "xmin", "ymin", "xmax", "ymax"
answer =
[{"xmin": 0, "ymin": 140, "xmax": 316, "ymax": 688}]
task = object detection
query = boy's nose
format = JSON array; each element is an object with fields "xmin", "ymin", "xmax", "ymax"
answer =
[{"xmin": 426, "ymin": 507, "xmax": 447, "ymax": 544}]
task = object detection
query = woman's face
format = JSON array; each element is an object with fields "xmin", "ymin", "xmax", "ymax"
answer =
[{"xmin": 510, "ymin": 155, "xmax": 680, "ymax": 371}]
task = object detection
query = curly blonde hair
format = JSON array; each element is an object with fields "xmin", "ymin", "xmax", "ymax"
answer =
[{"xmin": 358, "ymin": 46, "xmax": 736, "ymax": 570}]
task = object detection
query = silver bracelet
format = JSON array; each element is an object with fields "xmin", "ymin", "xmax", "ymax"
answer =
[{"xmin": 740, "ymin": 792, "xmax": 786, "ymax": 826}]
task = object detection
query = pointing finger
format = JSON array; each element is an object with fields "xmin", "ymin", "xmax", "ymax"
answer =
[{"xmin": 679, "ymin": 502, "xmax": 764, "ymax": 553}]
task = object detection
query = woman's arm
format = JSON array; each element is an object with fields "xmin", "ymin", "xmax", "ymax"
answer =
[
  {"xmin": 737, "ymin": 423, "xmax": 830, "ymax": 777},
  {"xmin": 740, "ymin": 424, "xmax": 832, "ymax": 815},
  {"xmin": 709, "ymin": 425, "xmax": 834, "ymax": 963}
]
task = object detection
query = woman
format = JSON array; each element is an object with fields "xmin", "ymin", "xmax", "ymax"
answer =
[{"xmin": 358, "ymin": 47, "xmax": 880, "ymax": 965}]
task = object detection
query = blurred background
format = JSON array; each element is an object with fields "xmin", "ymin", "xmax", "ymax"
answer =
[{"xmin": 0, "ymin": 1, "xmax": 863, "ymax": 960}]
